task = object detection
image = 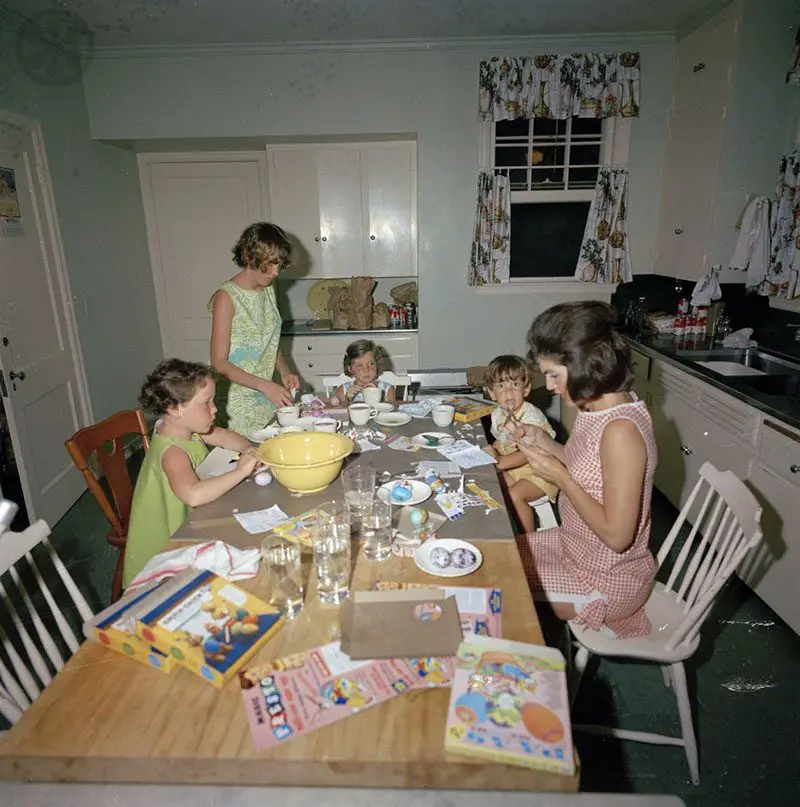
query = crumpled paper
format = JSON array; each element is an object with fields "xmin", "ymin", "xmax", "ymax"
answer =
[
  {"xmin": 721, "ymin": 328, "xmax": 758, "ymax": 349},
  {"xmin": 127, "ymin": 541, "xmax": 260, "ymax": 592}
]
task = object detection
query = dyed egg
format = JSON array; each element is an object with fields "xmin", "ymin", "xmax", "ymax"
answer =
[
  {"xmin": 254, "ymin": 471, "xmax": 273, "ymax": 487},
  {"xmin": 430, "ymin": 547, "xmax": 452, "ymax": 569},
  {"xmin": 390, "ymin": 481, "xmax": 413, "ymax": 502},
  {"xmin": 451, "ymin": 547, "xmax": 477, "ymax": 569},
  {"xmin": 521, "ymin": 702, "xmax": 565, "ymax": 744},
  {"xmin": 408, "ymin": 508, "xmax": 428, "ymax": 528}
]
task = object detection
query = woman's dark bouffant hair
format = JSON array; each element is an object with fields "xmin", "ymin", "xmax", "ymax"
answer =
[
  {"xmin": 527, "ymin": 301, "xmax": 633, "ymax": 406},
  {"xmin": 343, "ymin": 339, "xmax": 388, "ymax": 376},
  {"xmin": 139, "ymin": 359, "xmax": 212, "ymax": 416},
  {"xmin": 232, "ymin": 222, "xmax": 292, "ymax": 272}
]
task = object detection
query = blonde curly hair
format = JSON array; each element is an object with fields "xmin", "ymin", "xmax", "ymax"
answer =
[{"xmin": 232, "ymin": 222, "xmax": 292, "ymax": 272}]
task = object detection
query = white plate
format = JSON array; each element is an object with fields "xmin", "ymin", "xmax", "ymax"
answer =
[
  {"xmin": 196, "ymin": 447, "xmax": 240, "ymax": 480},
  {"xmin": 414, "ymin": 539, "xmax": 483, "ymax": 578},
  {"xmin": 375, "ymin": 412, "xmax": 412, "ymax": 427},
  {"xmin": 249, "ymin": 426, "xmax": 279, "ymax": 443},
  {"xmin": 411, "ymin": 432, "xmax": 455, "ymax": 449},
  {"xmin": 373, "ymin": 402, "xmax": 395, "ymax": 413},
  {"xmin": 378, "ymin": 479, "xmax": 432, "ymax": 506}
]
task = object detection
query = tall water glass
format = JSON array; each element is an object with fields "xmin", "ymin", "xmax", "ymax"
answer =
[
  {"xmin": 313, "ymin": 500, "xmax": 352, "ymax": 604},
  {"xmin": 361, "ymin": 497, "xmax": 393, "ymax": 562},
  {"xmin": 261, "ymin": 535, "xmax": 304, "ymax": 615},
  {"xmin": 341, "ymin": 463, "xmax": 376, "ymax": 534}
]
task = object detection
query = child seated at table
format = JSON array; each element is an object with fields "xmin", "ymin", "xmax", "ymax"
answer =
[
  {"xmin": 333, "ymin": 339, "xmax": 397, "ymax": 404},
  {"xmin": 487, "ymin": 355, "xmax": 558, "ymax": 534},
  {"xmin": 123, "ymin": 359, "xmax": 262, "ymax": 589}
]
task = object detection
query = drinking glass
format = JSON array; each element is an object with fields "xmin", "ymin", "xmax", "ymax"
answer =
[
  {"xmin": 341, "ymin": 463, "xmax": 376, "ymax": 534},
  {"xmin": 261, "ymin": 535, "xmax": 304, "ymax": 615},
  {"xmin": 361, "ymin": 497, "xmax": 393, "ymax": 562},
  {"xmin": 313, "ymin": 500, "xmax": 352, "ymax": 604}
]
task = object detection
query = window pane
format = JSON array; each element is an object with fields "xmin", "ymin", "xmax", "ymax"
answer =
[
  {"xmin": 568, "ymin": 144, "xmax": 601, "ymax": 188},
  {"xmin": 571, "ymin": 118, "xmax": 603, "ymax": 137},
  {"xmin": 531, "ymin": 145, "xmax": 565, "ymax": 187},
  {"xmin": 509, "ymin": 169, "xmax": 528, "ymax": 190},
  {"xmin": 495, "ymin": 119, "xmax": 530, "ymax": 140},
  {"xmin": 495, "ymin": 144, "xmax": 527, "ymax": 168},
  {"xmin": 510, "ymin": 202, "xmax": 591, "ymax": 278},
  {"xmin": 531, "ymin": 119, "xmax": 564, "ymax": 139}
]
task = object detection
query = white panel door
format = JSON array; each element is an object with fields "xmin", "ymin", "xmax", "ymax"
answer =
[
  {"xmin": 141, "ymin": 157, "xmax": 267, "ymax": 362},
  {"xmin": 364, "ymin": 144, "xmax": 417, "ymax": 277},
  {"xmin": 317, "ymin": 148, "xmax": 364, "ymax": 277},
  {"xmin": 268, "ymin": 149, "xmax": 321, "ymax": 278},
  {"xmin": 0, "ymin": 117, "xmax": 90, "ymax": 524}
]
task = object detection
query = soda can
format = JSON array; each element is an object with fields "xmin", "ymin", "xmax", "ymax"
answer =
[
  {"xmin": 678, "ymin": 298, "xmax": 689, "ymax": 315},
  {"xmin": 404, "ymin": 302, "xmax": 415, "ymax": 329},
  {"xmin": 397, "ymin": 304, "xmax": 407, "ymax": 329}
]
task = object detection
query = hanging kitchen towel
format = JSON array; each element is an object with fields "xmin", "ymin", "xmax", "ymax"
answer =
[
  {"xmin": 729, "ymin": 196, "xmax": 771, "ymax": 289},
  {"xmin": 690, "ymin": 265, "xmax": 722, "ymax": 308}
]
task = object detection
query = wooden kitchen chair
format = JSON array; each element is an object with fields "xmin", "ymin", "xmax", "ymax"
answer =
[
  {"xmin": 566, "ymin": 462, "xmax": 763, "ymax": 785},
  {"xmin": 64, "ymin": 409, "xmax": 150, "ymax": 602},
  {"xmin": 0, "ymin": 507, "xmax": 93, "ymax": 726}
]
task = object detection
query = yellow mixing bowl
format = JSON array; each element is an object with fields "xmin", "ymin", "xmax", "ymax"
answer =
[{"xmin": 255, "ymin": 431, "xmax": 355, "ymax": 494}]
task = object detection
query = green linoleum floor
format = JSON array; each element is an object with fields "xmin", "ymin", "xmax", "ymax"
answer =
[{"xmin": 43, "ymin": 487, "xmax": 800, "ymax": 805}]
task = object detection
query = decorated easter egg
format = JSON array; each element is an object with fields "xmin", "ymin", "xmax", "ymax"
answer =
[
  {"xmin": 521, "ymin": 702, "xmax": 565, "ymax": 744},
  {"xmin": 455, "ymin": 691, "xmax": 489, "ymax": 724},
  {"xmin": 451, "ymin": 547, "xmax": 477, "ymax": 569},
  {"xmin": 408, "ymin": 507, "xmax": 429, "ymax": 528},
  {"xmin": 254, "ymin": 471, "xmax": 273, "ymax": 487},
  {"xmin": 429, "ymin": 547, "xmax": 452, "ymax": 569},
  {"xmin": 390, "ymin": 481, "xmax": 413, "ymax": 502}
]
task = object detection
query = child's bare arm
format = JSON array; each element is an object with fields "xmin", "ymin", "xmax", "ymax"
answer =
[
  {"xmin": 494, "ymin": 449, "xmax": 529, "ymax": 471},
  {"xmin": 161, "ymin": 445, "xmax": 261, "ymax": 508}
]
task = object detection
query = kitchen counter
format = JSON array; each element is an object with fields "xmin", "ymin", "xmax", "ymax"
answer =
[
  {"xmin": 282, "ymin": 320, "xmax": 418, "ymax": 337},
  {"xmin": 627, "ymin": 333, "xmax": 800, "ymax": 431}
]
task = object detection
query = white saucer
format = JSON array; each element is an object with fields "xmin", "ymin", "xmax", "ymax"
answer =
[
  {"xmin": 411, "ymin": 432, "xmax": 455, "ymax": 449},
  {"xmin": 250, "ymin": 426, "xmax": 279, "ymax": 443},
  {"xmin": 414, "ymin": 539, "xmax": 483, "ymax": 578},
  {"xmin": 375, "ymin": 412, "xmax": 412, "ymax": 427},
  {"xmin": 377, "ymin": 479, "xmax": 432, "ymax": 506},
  {"xmin": 373, "ymin": 402, "xmax": 395, "ymax": 413}
]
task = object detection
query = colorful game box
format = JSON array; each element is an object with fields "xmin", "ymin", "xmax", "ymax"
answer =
[
  {"xmin": 82, "ymin": 582, "xmax": 178, "ymax": 674},
  {"xmin": 239, "ymin": 641, "xmax": 419, "ymax": 750},
  {"xmin": 132, "ymin": 569, "xmax": 284, "ymax": 688},
  {"xmin": 444, "ymin": 635, "xmax": 575, "ymax": 775},
  {"xmin": 446, "ymin": 396, "xmax": 494, "ymax": 424}
]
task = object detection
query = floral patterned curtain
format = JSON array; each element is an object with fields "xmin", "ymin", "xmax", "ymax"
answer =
[
  {"xmin": 762, "ymin": 149, "xmax": 800, "ymax": 299},
  {"xmin": 478, "ymin": 53, "xmax": 640, "ymax": 121},
  {"xmin": 574, "ymin": 168, "xmax": 632, "ymax": 284},
  {"xmin": 469, "ymin": 171, "xmax": 511, "ymax": 286}
]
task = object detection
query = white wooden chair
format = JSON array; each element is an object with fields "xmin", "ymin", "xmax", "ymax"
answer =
[
  {"xmin": 528, "ymin": 495, "xmax": 558, "ymax": 530},
  {"xmin": 566, "ymin": 462, "xmax": 762, "ymax": 785},
  {"xmin": 0, "ymin": 500, "xmax": 93, "ymax": 726},
  {"xmin": 322, "ymin": 371, "xmax": 411, "ymax": 401}
]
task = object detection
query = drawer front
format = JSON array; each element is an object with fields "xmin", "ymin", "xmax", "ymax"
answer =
[
  {"xmin": 651, "ymin": 361, "xmax": 759, "ymax": 445},
  {"xmin": 758, "ymin": 419, "xmax": 800, "ymax": 488},
  {"xmin": 629, "ymin": 348, "xmax": 651, "ymax": 382}
]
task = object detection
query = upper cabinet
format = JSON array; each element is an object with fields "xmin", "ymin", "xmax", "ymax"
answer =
[
  {"xmin": 654, "ymin": 5, "xmax": 738, "ymax": 282},
  {"xmin": 268, "ymin": 142, "xmax": 417, "ymax": 279}
]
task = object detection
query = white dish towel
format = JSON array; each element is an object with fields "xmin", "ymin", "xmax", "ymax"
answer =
[
  {"xmin": 127, "ymin": 540, "xmax": 260, "ymax": 592},
  {"xmin": 690, "ymin": 265, "xmax": 722, "ymax": 308},
  {"xmin": 729, "ymin": 196, "xmax": 771, "ymax": 289}
]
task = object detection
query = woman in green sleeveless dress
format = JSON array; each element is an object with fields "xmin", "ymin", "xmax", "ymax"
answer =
[{"xmin": 210, "ymin": 223, "xmax": 300, "ymax": 436}]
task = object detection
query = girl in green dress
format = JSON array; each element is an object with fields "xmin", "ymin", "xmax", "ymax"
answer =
[
  {"xmin": 210, "ymin": 222, "xmax": 300, "ymax": 436},
  {"xmin": 123, "ymin": 359, "xmax": 262, "ymax": 589}
]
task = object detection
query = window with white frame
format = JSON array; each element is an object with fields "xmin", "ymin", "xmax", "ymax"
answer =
[{"xmin": 479, "ymin": 117, "xmax": 629, "ymax": 280}]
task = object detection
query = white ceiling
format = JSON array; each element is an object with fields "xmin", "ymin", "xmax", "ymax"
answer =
[{"xmin": 0, "ymin": 0, "xmax": 725, "ymax": 48}]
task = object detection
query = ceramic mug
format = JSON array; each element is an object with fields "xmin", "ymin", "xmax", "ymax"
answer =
[
  {"xmin": 362, "ymin": 387, "xmax": 382, "ymax": 407},
  {"xmin": 348, "ymin": 403, "xmax": 373, "ymax": 426},
  {"xmin": 313, "ymin": 418, "xmax": 339, "ymax": 433},
  {"xmin": 432, "ymin": 404, "xmax": 455, "ymax": 427},
  {"xmin": 277, "ymin": 405, "xmax": 300, "ymax": 427}
]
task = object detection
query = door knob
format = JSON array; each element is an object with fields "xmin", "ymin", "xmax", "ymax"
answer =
[{"xmin": 9, "ymin": 370, "xmax": 25, "ymax": 381}]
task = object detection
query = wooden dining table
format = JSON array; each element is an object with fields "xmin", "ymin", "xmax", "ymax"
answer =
[{"xmin": 0, "ymin": 415, "xmax": 580, "ymax": 793}]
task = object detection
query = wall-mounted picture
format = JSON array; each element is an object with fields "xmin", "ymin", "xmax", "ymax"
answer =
[{"xmin": 0, "ymin": 166, "xmax": 20, "ymax": 217}]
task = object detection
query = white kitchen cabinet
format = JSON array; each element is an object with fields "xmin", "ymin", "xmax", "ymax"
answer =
[
  {"xmin": 267, "ymin": 142, "xmax": 417, "ymax": 280},
  {"xmin": 279, "ymin": 332, "xmax": 418, "ymax": 391},
  {"xmin": 630, "ymin": 346, "xmax": 652, "ymax": 406},
  {"xmin": 653, "ymin": 4, "xmax": 738, "ymax": 281}
]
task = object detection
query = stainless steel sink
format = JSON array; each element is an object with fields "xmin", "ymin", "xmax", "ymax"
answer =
[{"xmin": 677, "ymin": 348, "xmax": 800, "ymax": 376}]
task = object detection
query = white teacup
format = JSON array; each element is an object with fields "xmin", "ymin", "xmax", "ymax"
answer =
[
  {"xmin": 362, "ymin": 387, "xmax": 382, "ymax": 407},
  {"xmin": 348, "ymin": 403, "xmax": 373, "ymax": 426},
  {"xmin": 277, "ymin": 405, "xmax": 300, "ymax": 427},
  {"xmin": 432, "ymin": 404, "xmax": 455, "ymax": 427},
  {"xmin": 313, "ymin": 418, "xmax": 339, "ymax": 433}
]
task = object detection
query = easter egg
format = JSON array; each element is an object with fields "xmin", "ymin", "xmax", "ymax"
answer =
[
  {"xmin": 521, "ymin": 702, "xmax": 565, "ymax": 744},
  {"xmin": 254, "ymin": 471, "xmax": 273, "ymax": 487},
  {"xmin": 430, "ymin": 547, "xmax": 452, "ymax": 569},
  {"xmin": 390, "ymin": 482, "xmax": 413, "ymax": 502},
  {"xmin": 408, "ymin": 507, "xmax": 428, "ymax": 528},
  {"xmin": 451, "ymin": 547, "xmax": 477, "ymax": 569}
]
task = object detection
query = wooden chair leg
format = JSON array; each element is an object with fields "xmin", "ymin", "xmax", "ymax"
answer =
[
  {"xmin": 670, "ymin": 661, "xmax": 700, "ymax": 785},
  {"xmin": 111, "ymin": 549, "xmax": 124, "ymax": 603}
]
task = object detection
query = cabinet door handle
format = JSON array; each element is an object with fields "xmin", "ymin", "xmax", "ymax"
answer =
[
  {"xmin": 321, "ymin": 236, "xmax": 328, "ymax": 242},
  {"xmin": 306, "ymin": 345, "xmax": 312, "ymax": 350},
  {"xmin": 674, "ymin": 228, "xmax": 684, "ymax": 235},
  {"xmin": 314, "ymin": 236, "xmax": 320, "ymax": 242},
  {"xmin": 8, "ymin": 370, "xmax": 25, "ymax": 381},
  {"xmin": 370, "ymin": 234, "xmax": 376, "ymax": 241},
  {"xmin": 693, "ymin": 62, "xmax": 706, "ymax": 73},
  {"xmin": 308, "ymin": 362, "xmax": 313, "ymax": 369},
  {"xmin": 680, "ymin": 444, "xmax": 693, "ymax": 455},
  {"xmin": 791, "ymin": 464, "xmax": 800, "ymax": 474}
]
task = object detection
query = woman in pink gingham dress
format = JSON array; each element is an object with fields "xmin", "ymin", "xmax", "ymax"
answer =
[{"xmin": 509, "ymin": 302, "xmax": 657, "ymax": 639}]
